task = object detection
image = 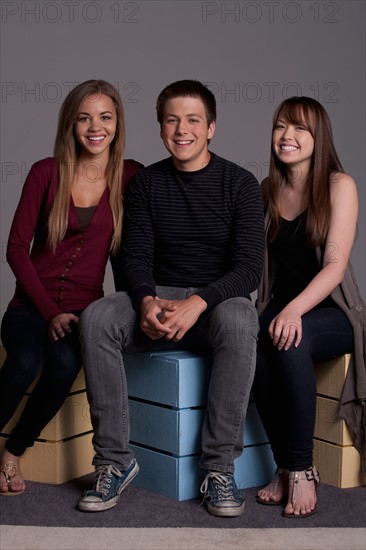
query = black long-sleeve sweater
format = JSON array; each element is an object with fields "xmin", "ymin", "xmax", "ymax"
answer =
[{"xmin": 120, "ymin": 153, "xmax": 265, "ymax": 312}]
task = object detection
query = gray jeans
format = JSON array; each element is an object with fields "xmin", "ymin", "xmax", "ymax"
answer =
[{"xmin": 79, "ymin": 286, "xmax": 258, "ymax": 474}]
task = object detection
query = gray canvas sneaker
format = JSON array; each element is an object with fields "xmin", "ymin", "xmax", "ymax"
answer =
[{"xmin": 78, "ymin": 460, "xmax": 139, "ymax": 512}]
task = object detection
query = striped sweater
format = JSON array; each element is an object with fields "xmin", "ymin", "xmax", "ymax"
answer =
[{"xmin": 120, "ymin": 153, "xmax": 265, "ymax": 312}]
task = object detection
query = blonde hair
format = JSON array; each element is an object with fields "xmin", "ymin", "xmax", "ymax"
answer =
[
  {"xmin": 49, "ymin": 79, "xmax": 125, "ymax": 253},
  {"xmin": 266, "ymin": 96, "xmax": 344, "ymax": 247}
]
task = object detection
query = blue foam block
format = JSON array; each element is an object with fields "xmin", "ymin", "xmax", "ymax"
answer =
[
  {"xmin": 131, "ymin": 443, "xmax": 276, "ymax": 501},
  {"xmin": 129, "ymin": 401, "xmax": 268, "ymax": 456},
  {"xmin": 125, "ymin": 351, "xmax": 211, "ymax": 408},
  {"xmin": 129, "ymin": 399, "xmax": 205, "ymax": 455}
]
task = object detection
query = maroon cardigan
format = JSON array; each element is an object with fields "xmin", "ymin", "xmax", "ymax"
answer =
[{"xmin": 6, "ymin": 157, "xmax": 142, "ymax": 322}]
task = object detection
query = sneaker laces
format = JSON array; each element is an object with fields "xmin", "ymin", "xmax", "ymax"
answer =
[
  {"xmin": 94, "ymin": 465, "xmax": 122, "ymax": 496},
  {"xmin": 200, "ymin": 472, "xmax": 237, "ymax": 501}
]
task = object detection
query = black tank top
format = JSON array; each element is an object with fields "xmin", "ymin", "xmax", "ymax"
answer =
[{"xmin": 269, "ymin": 211, "xmax": 334, "ymax": 307}]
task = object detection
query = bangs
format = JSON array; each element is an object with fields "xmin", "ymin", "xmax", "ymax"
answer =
[{"xmin": 275, "ymin": 98, "xmax": 315, "ymax": 136}]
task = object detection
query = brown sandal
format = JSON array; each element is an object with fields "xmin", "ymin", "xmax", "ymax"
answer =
[
  {"xmin": 256, "ymin": 468, "xmax": 289, "ymax": 506},
  {"xmin": 282, "ymin": 465, "xmax": 320, "ymax": 518},
  {"xmin": 0, "ymin": 460, "xmax": 25, "ymax": 496}
]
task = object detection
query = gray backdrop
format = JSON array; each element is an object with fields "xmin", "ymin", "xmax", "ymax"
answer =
[{"xmin": 1, "ymin": 0, "xmax": 365, "ymax": 323}]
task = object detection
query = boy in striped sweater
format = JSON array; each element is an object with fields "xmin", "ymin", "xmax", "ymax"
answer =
[{"xmin": 78, "ymin": 80, "xmax": 265, "ymax": 517}]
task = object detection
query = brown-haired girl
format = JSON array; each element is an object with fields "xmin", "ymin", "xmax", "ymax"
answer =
[{"xmin": 254, "ymin": 96, "xmax": 365, "ymax": 517}]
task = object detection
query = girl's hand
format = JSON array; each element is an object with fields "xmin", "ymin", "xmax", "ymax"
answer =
[
  {"xmin": 49, "ymin": 313, "xmax": 79, "ymax": 341},
  {"xmin": 269, "ymin": 306, "xmax": 302, "ymax": 350}
]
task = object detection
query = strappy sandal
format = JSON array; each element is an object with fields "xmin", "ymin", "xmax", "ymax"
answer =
[
  {"xmin": 0, "ymin": 460, "xmax": 25, "ymax": 496},
  {"xmin": 256, "ymin": 468, "xmax": 289, "ymax": 506},
  {"xmin": 282, "ymin": 465, "xmax": 320, "ymax": 518}
]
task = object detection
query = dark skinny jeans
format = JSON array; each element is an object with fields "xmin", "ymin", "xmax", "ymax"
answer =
[
  {"xmin": 252, "ymin": 303, "xmax": 353, "ymax": 471},
  {"xmin": 0, "ymin": 305, "xmax": 82, "ymax": 456}
]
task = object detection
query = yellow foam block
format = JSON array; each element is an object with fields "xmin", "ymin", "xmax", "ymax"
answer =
[
  {"xmin": 313, "ymin": 438, "xmax": 366, "ymax": 488},
  {"xmin": 315, "ymin": 396, "xmax": 353, "ymax": 446},
  {"xmin": 314, "ymin": 354, "xmax": 351, "ymax": 400},
  {"xmin": 1, "ymin": 392, "xmax": 91, "ymax": 441},
  {"xmin": 0, "ymin": 432, "xmax": 94, "ymax": 484}
]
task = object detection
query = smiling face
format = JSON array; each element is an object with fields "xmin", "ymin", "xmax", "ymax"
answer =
[
  {"xmin": 272, "ymin": 113, "xmax": 315, "ymax": 174},
  {"xmin": 74, "ymin": 93, "xmax": 117, "ymax": 162},
  {"xmin": 160, "ymin": 96, "xmax": 215, "ymax": 171}
]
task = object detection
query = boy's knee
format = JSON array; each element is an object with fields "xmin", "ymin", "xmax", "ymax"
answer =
[
  {"xmin": 79, "ymin": 293, "xmax": 135, "ymax": 344},
  {"xmin": 210, "ymin": 298, "xmax": 259, "ymax": 344},
  {"xmin": 79, "ymin": 298, "xmax": 113, "ymax": 343},
  {"xmin": 215, "ymin": 298, "xmax": 257, "ymax": 328},
  {"xmin": 79, "ymin": 302, "xmax": 102, "ymax": 341}
]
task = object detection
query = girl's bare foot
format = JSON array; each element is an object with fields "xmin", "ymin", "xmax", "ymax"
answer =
[
  {"xmin": 256, "ymin": 468, "xmax": 289, "ymax": 505},
  {"xmin": 0, "ymin": 449, "xmax": 26, "ymax": 495},
  {"xmin": 282, "ymin": 466, "xmax": 320, "ymax": 518}
]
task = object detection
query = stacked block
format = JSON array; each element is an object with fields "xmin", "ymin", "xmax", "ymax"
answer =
[
  {"xmin": 314, "ymin": 354, "xmax": 366, "ymax": 488},
  {"xmin": 0, "ymin": 346, "xmax": 94, "ymax": 484},
  {"xmin": 2, "ymin": 344, "xmax": 364, "ymax": 493},
  {"xmin": 124, "ymin": 351, "xmax": 275, "ymax": 500}
]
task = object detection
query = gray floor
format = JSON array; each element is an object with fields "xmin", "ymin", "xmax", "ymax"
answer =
[
  {"xmin": 0, "ymin": 476, "xmax": 365, "ymax": 550},
  {"xmin": 1, "ymin": 526, "xmax": 365, "ymax": 550}
]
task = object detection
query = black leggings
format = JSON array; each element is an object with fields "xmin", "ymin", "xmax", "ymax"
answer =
[
  {"xmin": 0, "ymin": 305, "xmax": 82, "ymax": 456},
  {"xmin": 252, "ymin": 304, "xmax": 353, "ymax": 471}
]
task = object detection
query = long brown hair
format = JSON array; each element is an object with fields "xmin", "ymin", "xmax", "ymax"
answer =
[
  {"xmin": 49, "ymin": 79, "xmax": 125, "ymax": 253},
  {"xmin": 266, "ymin": 96, "xmax": 344, "ymax": 247}
]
